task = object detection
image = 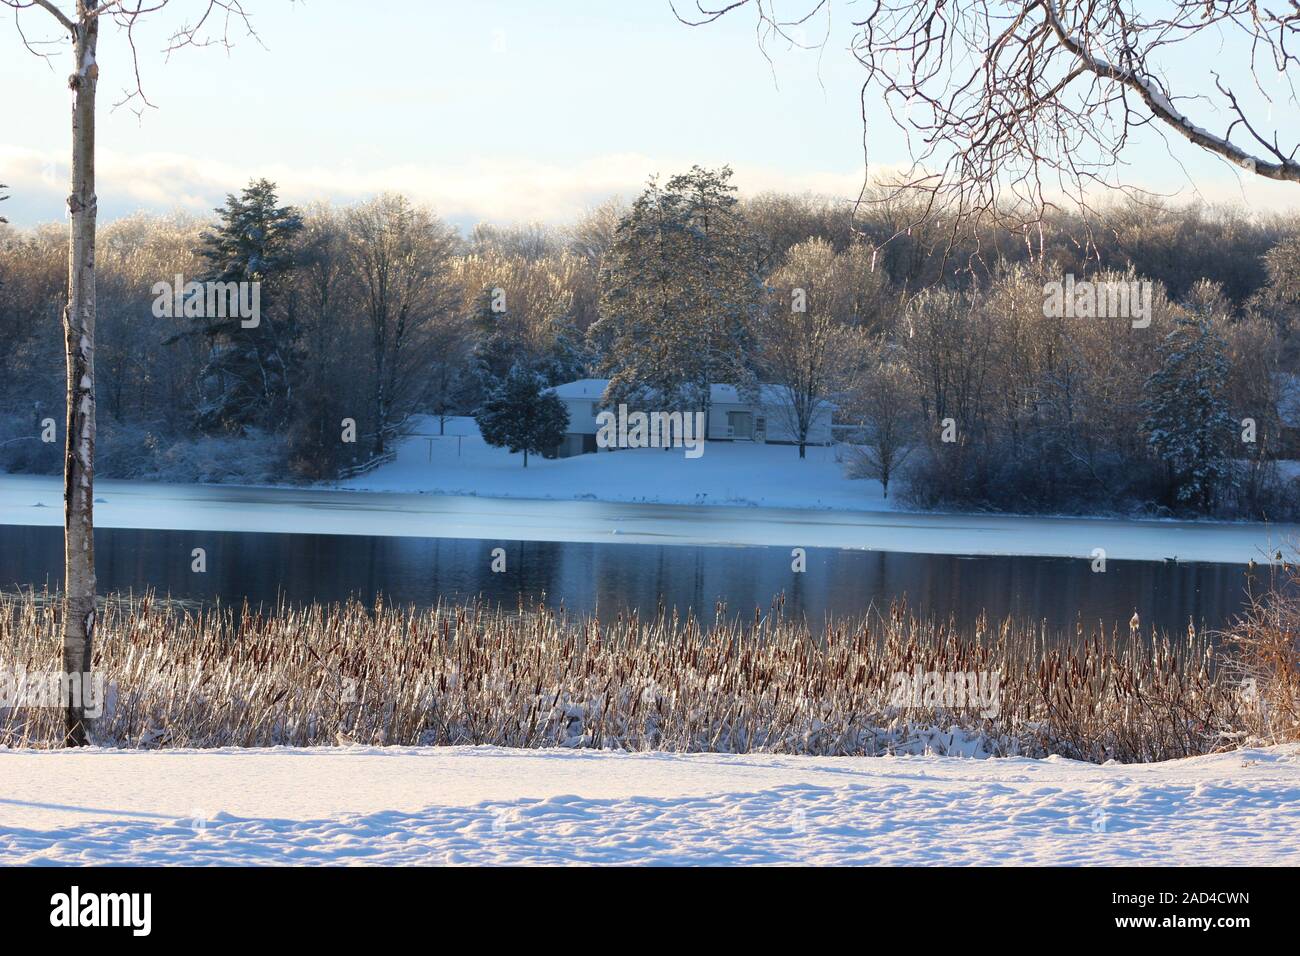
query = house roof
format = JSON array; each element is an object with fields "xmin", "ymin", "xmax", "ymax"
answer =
[
  {"xmin": 548, "ymin": 378, "xmax": 610, "ymax": 400},
  {"xmin": 548, "ymin": 378, "xmax": 835, "ymax": 410}
]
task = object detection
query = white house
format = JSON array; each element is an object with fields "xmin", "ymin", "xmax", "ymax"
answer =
[{"xmin": 546, "ymin": 378, "xmax": 835, "ymax": 458}]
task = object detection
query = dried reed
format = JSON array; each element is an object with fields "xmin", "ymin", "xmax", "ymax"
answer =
[{"xmin": 0, "ymin": 588, "xmax": 1283, "ymax": 761}]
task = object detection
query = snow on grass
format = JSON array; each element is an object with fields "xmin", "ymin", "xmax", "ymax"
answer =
[
  {"xmin": 338, "ymin": 416, "xmax": 892, "ymax": 510},
  {"xmin": 1, "ymin": 744, "xmax": 1296, "ymax": 865}
]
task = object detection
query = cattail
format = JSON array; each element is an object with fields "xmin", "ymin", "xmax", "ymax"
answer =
[{"xmin": 0, "ymin": 588, "xmax": 1262, "ymax": 760}]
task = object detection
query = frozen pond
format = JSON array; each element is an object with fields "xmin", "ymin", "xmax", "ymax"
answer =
[
  {"xmin": 0, "ymin": 475, "xmax": 1289, "ymax": 636},
  {"xmin": 0, "ymin": 474, "xmax": 1294, "ymax": 562}
]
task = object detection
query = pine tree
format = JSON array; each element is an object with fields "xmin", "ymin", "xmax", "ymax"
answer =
[
  {"xmin": 1141, "ymin": 312, "xmax": 1235, "ymax": 511},
  {"xmin": 462, "ymin": 252, "xmax": 587, "ymax": 399},
  {"xmin": 191, "ymin": 179, "xmax": 303, "ymax": 432},
  {"xmin": 536, "ymin": 320, "xmax": 590, "ymax": 385},
  {"xmin": 592, "ymin": 165, "xmax": 761, "ymax": 413},
  {"xmin": 470, "ymin": 286, "xmax": 518, "ymax": 390},
  {"xmin": 475, "ymin": 364, "xmax": 570, "ymax": 467}
]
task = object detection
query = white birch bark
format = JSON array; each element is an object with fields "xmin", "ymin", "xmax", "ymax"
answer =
[{"xmin": 62, "ymin": 0, "xmax": 99, "ymax": 746}]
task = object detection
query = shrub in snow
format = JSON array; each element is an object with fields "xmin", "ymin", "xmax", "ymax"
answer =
[{"xmin": 475, "ymin": 364, "xmax": 569, "ymax": 467}]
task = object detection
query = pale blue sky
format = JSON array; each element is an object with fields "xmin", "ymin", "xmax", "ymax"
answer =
[{"xmin": 1, "ymin": 0, "xmax": 1297, "ymax": 228}]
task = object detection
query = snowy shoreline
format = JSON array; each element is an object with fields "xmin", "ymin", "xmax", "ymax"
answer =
[
  {"xmin": 1, "ymin": 471, "xmax": 1294, "ymax": 564},
  {"xmin": 3, "ymin": 744, "xmax": 1297, "ymax": 865},
  {"xmin": 4, "ymin": 416, "xmax": 1295, "ymax": 563}
]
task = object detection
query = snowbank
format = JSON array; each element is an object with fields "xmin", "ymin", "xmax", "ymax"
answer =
[{"xmin": 1, "ymin": 744, "xmax": 1296, "ymax": 865}]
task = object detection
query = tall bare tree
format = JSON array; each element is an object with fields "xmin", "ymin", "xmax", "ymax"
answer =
[
  {"xmin": 761, "ymin": 239, "xmax": 880, "ymax": 457},
  {"xmin": 3, "ymin": 0, "xmax": 259, "ymax": 745},
  {"xmin": 844, "ymin": 350, "xmax": 916, "ymax": 498},
  {"xmin": 347, "ymin": 194, "xmax": 459, "ymax": 457}
]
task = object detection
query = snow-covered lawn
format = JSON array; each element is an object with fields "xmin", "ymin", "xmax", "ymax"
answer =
[
  {"xmin": 2, "ymin": 745, "xmax": 1296, "ymax": 865},
  {"xmin": 339, "ymin": 416, "xmax": 892, "ymax": 510}
]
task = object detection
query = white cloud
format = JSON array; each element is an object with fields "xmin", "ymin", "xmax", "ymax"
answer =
[
  {"xmin": 0, "ymin": 145, "xmax": 874, "ymax": 226},
  {"xmin": 3, "ymin": 143, "xmax": 1294, "ymax": 229}
]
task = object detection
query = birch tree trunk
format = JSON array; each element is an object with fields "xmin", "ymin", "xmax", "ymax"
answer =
[{"xmin": 63, "ymin": 1, "xmax": 99, "ymax": 747}]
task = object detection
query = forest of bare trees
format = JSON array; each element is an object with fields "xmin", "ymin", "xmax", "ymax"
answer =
[{"xmin": 2, "ymin": 173, "xmax": 1298, "ymax": 519}]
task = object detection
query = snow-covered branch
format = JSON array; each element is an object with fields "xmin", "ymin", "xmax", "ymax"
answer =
[{"xmin": 1040, "ymin": 0, "xmax": 1300, "ymax": 183}]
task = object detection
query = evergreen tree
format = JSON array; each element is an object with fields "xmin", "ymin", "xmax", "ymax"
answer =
[
  {"xmin": 191, "ymin": 179, "xmax": 303, "ymax": 432},
  {"xmin": 535, "ymin": 320, "xmax": 590, "ymax": 385},
  {"xmin": 475, "ymin": 364, "xmax": 569, "ymax": 467},
  {"xmin": 469, "ymin": 285, "xmax": 518, "ymax": 389},
  {"xmin": 469, "ymin": 291, "xmax": 589, "ymax": 400},
  {"xmin": 1141, "ymin": 312, "xmax": 1235, "ymax": 511},
  {"xmin": 592, "ymin": 165, "xmax": 761, "ymax": 413}
]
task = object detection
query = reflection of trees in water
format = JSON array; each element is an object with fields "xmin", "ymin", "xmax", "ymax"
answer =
[{"xmin": 0, "ymin": 525, "xmax": 1254, "ymax": 639}]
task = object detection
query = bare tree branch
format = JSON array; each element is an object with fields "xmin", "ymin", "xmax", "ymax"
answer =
[
  {"xmin": 681, "ymin": 1, "xmax": 1300, "ymax": 247},
  {"xmin": 4, "ymin": 0, "xmax": 263, "ymax": 113}
]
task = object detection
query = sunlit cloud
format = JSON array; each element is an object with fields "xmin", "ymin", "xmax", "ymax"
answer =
[
  {"xmin": 0, "ymin": 145, "xmax": 877, "ymax": 228},
  {"xmin": 3, "ymin": 143, "xmax": 1295, "ymax": 230}
]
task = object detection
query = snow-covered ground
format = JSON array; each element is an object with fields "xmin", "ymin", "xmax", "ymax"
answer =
[
  {"xmin": 1, "ymin": 745, "xmax": 1296, "ymax": 865},
  {"xmin": 342, "ymin": 416, "xmax": 892, "ymax": 509}
]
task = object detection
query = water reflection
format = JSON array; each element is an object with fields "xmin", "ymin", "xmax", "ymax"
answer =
[{"xmin": 0, "ymin": 524, "xmax": 1257, "ymax": 638}]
